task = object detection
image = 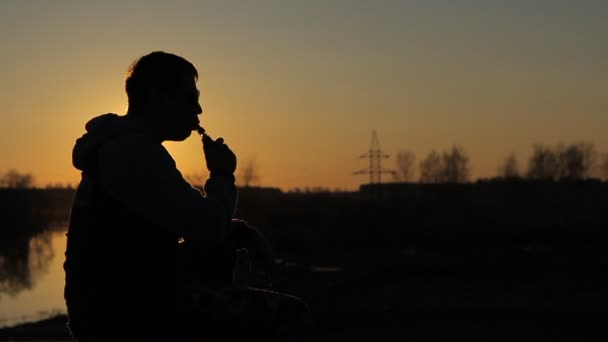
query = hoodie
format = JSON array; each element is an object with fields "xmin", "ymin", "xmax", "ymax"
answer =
[
  {"xmin": 64, "ymin": 113, "xmax": 237, "ymax": 335},
  {"xmin": 70, "ymin": 113, "xmax": 237, "ymax": 242}
]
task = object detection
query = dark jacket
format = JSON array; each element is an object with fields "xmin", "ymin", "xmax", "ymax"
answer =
[{"xmin": 63, "ymin": 113, "xmax": 237, "ymax": 337}]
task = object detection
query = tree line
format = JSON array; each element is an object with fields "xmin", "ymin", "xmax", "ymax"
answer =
[
  {"xmin": 393, "ymin": 142, "xmax": 608, "ymax": 183},
  {"xmin": 0, "ymin": 169, "xmax": 35, "ymax": 189},
  {"xmin": 3, "ymin": 142, "xmax": 608, "ymax": 189}
]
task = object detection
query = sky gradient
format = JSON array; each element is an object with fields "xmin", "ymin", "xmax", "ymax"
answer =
[{"xmin": 1, "ymin": 0, "xmax": 607, "ymax": 190}]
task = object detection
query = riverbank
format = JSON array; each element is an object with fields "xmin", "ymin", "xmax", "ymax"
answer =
[{"xmin": 0, "ymin": 314, "xmax": 72, "ymax": 341}]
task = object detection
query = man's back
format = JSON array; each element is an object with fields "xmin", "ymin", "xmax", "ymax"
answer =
[{"xmin": 64, "ymin": 115, "xmax": 179, "ymax": 337}]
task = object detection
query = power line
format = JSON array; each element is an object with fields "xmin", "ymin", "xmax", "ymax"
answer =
[{"xmin": 353, "ymin": 130, "xmax": 395, "ymax": 184}]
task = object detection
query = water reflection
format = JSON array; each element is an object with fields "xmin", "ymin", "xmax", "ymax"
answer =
[{"xmin": 0, "ymin": 220, "xmax": 63, "ymax": 297}]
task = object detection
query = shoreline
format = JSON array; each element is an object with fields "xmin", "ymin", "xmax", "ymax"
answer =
[{"xmin": 0, "ymin": 314, "xmax": 72, "ymax": 341}]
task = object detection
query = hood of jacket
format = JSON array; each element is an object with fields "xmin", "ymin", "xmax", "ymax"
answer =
[{"xmin": 72, "ymin": 113, "xmax": 135, "ymax": 172}]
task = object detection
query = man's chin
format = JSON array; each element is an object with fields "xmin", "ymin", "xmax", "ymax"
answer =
[{"xmin": 167, "ymin": 130, "xmax": 192, "ymax": 142}]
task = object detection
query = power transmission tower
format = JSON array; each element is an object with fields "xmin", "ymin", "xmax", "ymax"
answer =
[{"xmin": 353, "ymin": 130, "xmax": 395, "ymax": 184}]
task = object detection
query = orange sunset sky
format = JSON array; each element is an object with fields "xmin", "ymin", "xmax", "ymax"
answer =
[{"xmin": 1, "ymin": 1, "xmax": 606, "ymax": 191}]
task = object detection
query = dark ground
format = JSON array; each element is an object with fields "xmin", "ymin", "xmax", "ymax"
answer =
[
  {"xmin": 2, "ymin": 183, "xmax": 608, "ymax": 340},
  {"xmin": 0, "ymin": 314, "xmax": 71, "ymax": 341},
  {"xmin": 2, "ymin": 246, "xmax": 608, "ymax": 340}
]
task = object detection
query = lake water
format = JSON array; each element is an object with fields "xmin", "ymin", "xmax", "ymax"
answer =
[{"xmin": 0, "ymin": 227, "xmax": 68, "ymax": 328}]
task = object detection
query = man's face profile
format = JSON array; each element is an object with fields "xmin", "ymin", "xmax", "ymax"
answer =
[{"xmin": 154, "ymin": 76, "xmax": 203, "ymax": 141}]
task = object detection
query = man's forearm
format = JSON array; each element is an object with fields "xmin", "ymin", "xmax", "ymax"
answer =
[{"xmin": 204, "ymin": 173, "xmax": 238, "ymax": 224}]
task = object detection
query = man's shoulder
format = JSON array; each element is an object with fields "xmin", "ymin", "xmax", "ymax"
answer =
[{"xmin": 99, "ymin": 133, "xmax": 172, "ymax": 164}]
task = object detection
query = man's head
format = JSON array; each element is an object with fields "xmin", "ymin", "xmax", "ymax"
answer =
[{"xmin": 125, "ymin": 51, "xmax": 203, "ymax": 141}]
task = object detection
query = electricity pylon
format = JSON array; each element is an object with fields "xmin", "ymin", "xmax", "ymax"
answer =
[{"xmin": 353, "ymin": 130, "xmax": 395, "ymax": 184}]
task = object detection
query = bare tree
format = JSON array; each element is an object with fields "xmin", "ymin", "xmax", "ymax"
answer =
[
  {"xmin": 419, "ymin": 150, "xmax": 443, "ymax": 183},
  {"xmin": 441, "ymin": 146, "xmax": 470, "ymax": 183},
  {"xmin": 1, "ymin": 169, "xmax": 35, "ymax": 188},
  {"xmin": 602, "ymin": 153, "xmax": 608, "ymax": 180},
  {"xmin": 556, "ymin": 142, "xmax": 596, "ymax": 180},
  {"xmin": 526, "ymin": 142, "xmax": 596, "ymax": 181},
  {"xmin": 526, "ymin": 144, "xmax": 560, "ymax": 180},
  {"xmin": 497, "ymin": 153, "xmax": 520, "ymax": 178},
  {"xmin": 393, "ymin": 150, "xmax": 416, "ymax": 182},
  {"xmin": 419, "ymin": 146, "xmax": 470, "ymax": 183},
  {"xmin": 238, "ymin": 157, "xmax": 260, "ymax": 188},
  {"xmin": 595, "ymin": 152, "xmax": 608, "ymax": 180}
]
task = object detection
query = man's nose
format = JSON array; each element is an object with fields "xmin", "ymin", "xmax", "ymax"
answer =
[{"xmin": 196, "ymin": 102, "xmax": 203, "ymax": 115}]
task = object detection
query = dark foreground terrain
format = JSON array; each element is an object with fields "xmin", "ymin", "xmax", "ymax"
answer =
[
  {"xmin": 2, "ymin": 182, "xmax": 608, "ymax": 339},
  {"xmin": 2, "ymin": 241, "xmax": 608, "ymax": 340}
]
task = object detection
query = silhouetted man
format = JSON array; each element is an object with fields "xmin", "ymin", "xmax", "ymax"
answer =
[{"xmin": 63, "ymin": 51, "xmax": 310, "ymax": 341}]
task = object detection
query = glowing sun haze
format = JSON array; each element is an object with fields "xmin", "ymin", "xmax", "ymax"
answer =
[{"xmin": 1, "ymin": 1, "xmax": 607, "ymax": 190}]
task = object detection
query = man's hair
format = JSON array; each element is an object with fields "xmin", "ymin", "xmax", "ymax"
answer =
[{"xmin": 125, "ymin": 51, "xmax": 198, "ymax": 112}]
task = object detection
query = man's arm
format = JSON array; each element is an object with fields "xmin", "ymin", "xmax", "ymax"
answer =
[
  {"xmin": 203, "ymin": 173, "xmax": 237, "ymax": 224},
  {"xmin": 200, "ymin": 133, "xmax": 238, "ymax": 226}
]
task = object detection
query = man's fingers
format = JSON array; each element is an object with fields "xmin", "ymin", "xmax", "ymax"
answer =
[
  {"xmin": 202, "ymin": 135, "xmax": 224, "ymax": 146},
  {"xmin": 202, "ymin": 133, "xmax": 236, "ymax": 174}
]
